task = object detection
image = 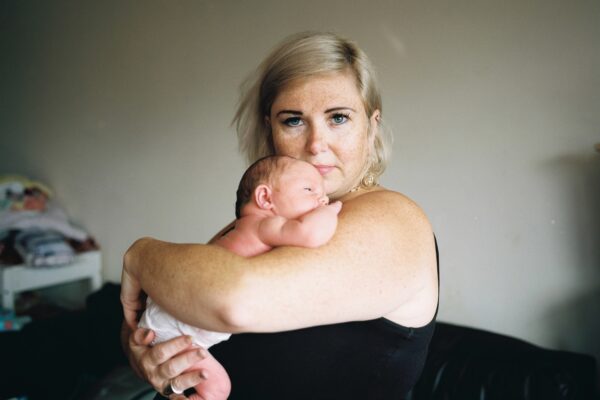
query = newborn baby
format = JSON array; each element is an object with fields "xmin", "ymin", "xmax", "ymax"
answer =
[{"xmin": 139, "ymin": 155, "xmax": 342, "ymax": 399}]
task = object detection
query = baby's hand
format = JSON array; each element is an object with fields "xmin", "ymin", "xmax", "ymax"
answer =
[{"xmin": 326, "ymin": 200, "xmax": 342, "ymax": 214}]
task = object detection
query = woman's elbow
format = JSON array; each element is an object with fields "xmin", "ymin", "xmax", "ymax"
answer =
[
  {"xmin": 123, "ymin": 237, "xmax": 156, "ymax": 268},
  {"xmin": 217, "ymin": 301, "xmax": 252, "ymax": 333},
  {"xmin": 213, "ymin": 273, "xmax": 256, "ymax": 333}
]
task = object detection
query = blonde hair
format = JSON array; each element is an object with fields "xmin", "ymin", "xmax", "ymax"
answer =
[{"xmin": 232, "ymin": 31, "xmax": 392, "ymax": 186}]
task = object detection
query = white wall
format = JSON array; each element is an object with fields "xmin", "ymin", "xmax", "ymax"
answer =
[{"xmin": 1, "ymin": 0, "xmax": 599, "ymax": 365}]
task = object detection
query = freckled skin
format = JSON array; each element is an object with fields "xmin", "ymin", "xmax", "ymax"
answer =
[
  {"xmin": 121, "ymin": 44, "xmax": 437, "ymax": 400},
  {"xmin": 269, "ymin": 70, "xmax": 379, "ymax": 201}
]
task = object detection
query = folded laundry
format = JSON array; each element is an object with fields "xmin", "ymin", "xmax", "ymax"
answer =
[
  {"xmin": 1, "ymin": 175, "xmax": 88, "ymax": 241},
  {"xmin": 14, "ymin": 228, "xmax": 75, "ymax": 267},
  {"xmin": 0, "ymin": 175, "xmax": 91, "ymax": 267}
]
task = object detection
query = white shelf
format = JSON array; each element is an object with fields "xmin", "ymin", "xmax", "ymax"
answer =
[{"xmin": 0, "ymin": 250, "xmax": 102, "ymax": 310}]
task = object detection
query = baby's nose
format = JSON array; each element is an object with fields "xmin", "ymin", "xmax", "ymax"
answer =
[{"xmin": 319, "ymin": 194, "xmax": 329, "ymax": 205}]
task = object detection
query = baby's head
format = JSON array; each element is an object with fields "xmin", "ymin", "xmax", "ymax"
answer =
[{"xmin": 235, "ymin": 155, "xmax": 328, "ymax": 219}]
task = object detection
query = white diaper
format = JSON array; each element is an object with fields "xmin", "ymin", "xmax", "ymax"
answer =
[{"xmin": 138, "ymin": 297, "xmax": 231, "ymax": 349}]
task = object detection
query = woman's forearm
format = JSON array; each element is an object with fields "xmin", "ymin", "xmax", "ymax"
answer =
[{"xmin": 125, "ymin": 237, "xmax": 247, "ymax": 332}]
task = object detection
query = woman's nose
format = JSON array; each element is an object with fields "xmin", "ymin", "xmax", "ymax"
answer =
[{"xmin": 306, "ymin": 124, "xmax": 328, "ymax": 155}]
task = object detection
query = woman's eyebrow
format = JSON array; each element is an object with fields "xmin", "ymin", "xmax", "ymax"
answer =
[
  {"xmin": 325, "ymin": 106, "xmax": 356, "ymax": 113},
  {"xmin": 276, "ymin": 110, "xmax": 302, "ymax": 116},
  {"xmin": 276, "ymin": 107, "xmax": 356, "ymax": 116}
]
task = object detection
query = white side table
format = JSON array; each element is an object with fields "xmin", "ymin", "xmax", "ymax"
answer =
[{"xmin": 0, "ymin": 250, "xmax": 102, "ymax": 310}]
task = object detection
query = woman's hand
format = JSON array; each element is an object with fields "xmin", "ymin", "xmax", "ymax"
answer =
[
  {"xmin": 120, "ymin": 238, "xmax": 208, "ymax": 397},
  {"xmin": 121, "ymin": 321, "xmax": 208, "ymax": 398}
]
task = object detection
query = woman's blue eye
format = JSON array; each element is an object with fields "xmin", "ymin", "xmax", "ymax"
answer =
[
  {"xmin": 284, "ymin": 117, "xmax": 302, "ymax": 127},
  {"xmin": 332, "ymin": 113, "xmax": 349, "ymax": 124}
]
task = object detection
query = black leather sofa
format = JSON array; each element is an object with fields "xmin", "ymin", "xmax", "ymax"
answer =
[{"xmin": 408, "ymin": 322, "xmax": 598, "ymax": 400}]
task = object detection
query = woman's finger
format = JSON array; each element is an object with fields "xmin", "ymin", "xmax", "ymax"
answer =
[
  {"xmin": 150, "ymin": 347, "xmax": 207, "ymax": 396},
  {"xmin": 133, "ymin": 327, "xmax": 155, "ymax": 346},
  {"xmin": 157, "ymin": 347, "xmax": 208, "ymax": 380},
  {"xmin": 168, "ymin": 395, "xmax": 188, "ymax": 400},
  {"xmin": 148, "ymin": 335, "xmax": 195, "ymax": 365},
  {"xmin": 170, "ymin": 369, "xmax": 208, "ymax": 397}
]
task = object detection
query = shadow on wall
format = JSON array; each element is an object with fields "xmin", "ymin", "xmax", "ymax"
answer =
[
  {"xmin": 544, "ymin": 149, "xmax": 600, "ymax": 386},
  {"xmin": 549, "ymin": 287, "xmax": 600, "ymax": 380},
  {"xmin": 556, "ymin": 150, "xmax": 600, "ymax": 282}
]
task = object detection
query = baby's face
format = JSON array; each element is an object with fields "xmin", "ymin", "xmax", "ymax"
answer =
[{"xmin": 271, "ymin": 160, "xmax": 328, "ymax": 219}]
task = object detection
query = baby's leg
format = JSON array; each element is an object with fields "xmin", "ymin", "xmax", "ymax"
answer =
[{"xmin": 185, "ymin": 350, "xmax": 231, "ymax": 400}]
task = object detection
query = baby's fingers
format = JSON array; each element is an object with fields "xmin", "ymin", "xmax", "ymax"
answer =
[{"xmin": 329, "ymin": 201, "xmax": 342, "ymax": 213}]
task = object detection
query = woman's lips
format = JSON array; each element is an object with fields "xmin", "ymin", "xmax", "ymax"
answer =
[{"xmin": 314, "ymin": 165, "xmax": 334, "ymax": 175}]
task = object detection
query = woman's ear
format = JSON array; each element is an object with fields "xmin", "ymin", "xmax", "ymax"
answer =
[
  {"xmin": 254, "ymin": 184, "xmax": 274, "ymax": 210},
  {"xmin": 368, "ymin": 109, "xmax": 381, "ymax": 145}
]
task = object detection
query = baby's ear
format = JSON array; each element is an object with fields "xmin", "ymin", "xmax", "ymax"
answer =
[{"xmin": 254, "ymin": 184, "xmax": 274, "ymax": 210}]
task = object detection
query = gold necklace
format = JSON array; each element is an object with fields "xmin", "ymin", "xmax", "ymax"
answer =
[
  {"xmin": 349, "ymin": 182, "xmax": 379, "ymax": 193},
  {"xmin": 349, "ymin": 172, "xmax": 378, "ymax": 193}
]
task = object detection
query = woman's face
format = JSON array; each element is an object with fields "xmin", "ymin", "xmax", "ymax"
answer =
[{"xmin": 268, "ymin": 70, "xmax": 379, "ymax": 200}]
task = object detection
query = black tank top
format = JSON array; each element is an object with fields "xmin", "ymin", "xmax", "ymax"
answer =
[
  {"xmin": 157, "ymin": 239, "xmax": 439, "ymax": 400},
  {"xmin": 210, "ymin": 239, "xmax": 439, "ymax": 400},
  {"xmin": 211, "ymin": 316, "xmax": 436, "ymax": 399}
]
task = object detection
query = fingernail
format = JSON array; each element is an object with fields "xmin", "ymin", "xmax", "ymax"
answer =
[
  {"xmin": 142, "ymin": 329, "xmax": 151, "ymax": 339},
  {"xmin": 197, "ymin": 348, "xmax": 208, "ymax": 358},
  {"xmin": 199, "ymin": 370, "xmax": 208, "ymax": 379}
]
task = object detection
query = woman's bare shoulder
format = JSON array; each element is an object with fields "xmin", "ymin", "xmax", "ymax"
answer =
[
  {"xmin": 341, "ymin": 187, "xmax": 431, "ymax": 233},
  {"xmin": 343, "ymin": 186, "xmax": 421, "ymax": 206},
  {"xmin": 338, "ymin": 187, "xmax": 435, "ymax": 280},
  {"xmin": 348, "ymin": 188, "xmax": 437, "ymax": 326}
]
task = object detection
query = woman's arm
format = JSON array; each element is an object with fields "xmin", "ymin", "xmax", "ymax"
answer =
[{"xmin": 122, "ymin": 190, "xmax": 437, "ymax": 333}]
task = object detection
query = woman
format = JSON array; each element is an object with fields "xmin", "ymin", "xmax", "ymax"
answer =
[{"xmin": 121, "ymin": 31, "xmax": 438, "ymax": 399}]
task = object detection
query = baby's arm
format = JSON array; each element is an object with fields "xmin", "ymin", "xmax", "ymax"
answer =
[{"xmin": 258, "ymin": 201, "xmax": 342, "ymax": 248}]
